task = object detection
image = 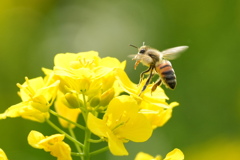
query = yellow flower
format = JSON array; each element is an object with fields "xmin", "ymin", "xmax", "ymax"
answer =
[
  {"xmin": 46, "ymin": 51, "xmax": 125, "ymax": 111},
  {"xmin": 135, "ymin": 148, "xmax": 184, "ymax": 160},
  {"xmin": 0, "ymin": 77, "xmax": 60, "ymax": 122},
  {"xmin": 140, "ymin": 101, "xmax": 179, "ymax": 129},
  {"xmin": 87, "ymin": 95, "xmax": 153, "ymax": 156},
  {"xmin": 0, "ymin": 148, "xmax": 8, "ymax": 160},
  {"xmin": 28, "ymin": 130, "xmax": 72, "ymax": 160}
]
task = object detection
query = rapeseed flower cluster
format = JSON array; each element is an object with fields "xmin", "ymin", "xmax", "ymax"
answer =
[{"xmin": 0, "ymin": 51, "xmax": 183, "ymax": 160}]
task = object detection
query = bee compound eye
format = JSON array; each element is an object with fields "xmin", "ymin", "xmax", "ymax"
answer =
[{"xmin": 139, "ymin": 49, "xmax": 145, "ymax": 54}]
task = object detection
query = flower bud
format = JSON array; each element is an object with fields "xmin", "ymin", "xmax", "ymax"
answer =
[
  {"xmin": 89, "ymin": 96, "xmax": 100, "ymax": 107},
  {"xmin": 64, "ymin": 93, "xmax": 83, "ymax": 108},
  {"xmin": 100, "ymin": 88, "xmax": 115, "ymax": 106}
]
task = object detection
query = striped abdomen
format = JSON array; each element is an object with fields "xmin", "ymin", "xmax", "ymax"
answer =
[{"xmin": 155, "ymin": 60, "xmax": 176, "ymax": 89}]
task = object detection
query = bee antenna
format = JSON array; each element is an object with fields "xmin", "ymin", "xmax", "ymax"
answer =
[{"xmin": 129, "ymin": 44, "xmax": 138, "ymax": 49}]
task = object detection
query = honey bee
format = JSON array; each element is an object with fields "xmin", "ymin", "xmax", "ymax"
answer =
[{"xmin": 130, "ymin": 43, "xmax": 188, "ymax": 94}]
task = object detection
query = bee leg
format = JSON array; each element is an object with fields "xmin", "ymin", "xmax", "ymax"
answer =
[
  {"xmin": 151, "ymin": 78, "xmax": 162, "ymax": 93},
  {"xmin": 139, "ymin": 66, "xmax": 152, "ymax": 85},
  {"xmin": 139, "ymin": 66, "xmax": 154, "ymax": 95}
]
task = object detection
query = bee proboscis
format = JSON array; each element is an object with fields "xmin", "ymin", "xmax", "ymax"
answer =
[{"xmin": 130, "ymin": 43, "xmax": 188, "ymax": 94}]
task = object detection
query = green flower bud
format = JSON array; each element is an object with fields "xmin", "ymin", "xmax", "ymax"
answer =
[
  {"xmin": 100, "ymin": 88, "xmax": 115, "ymax": 106},
  {"xmin": 65, "ymin": 93, "xmax": 83, "ymax": 108},
  {"xmin": 89, "ymin": 96, "xmax": 100, "ymax": 107}
]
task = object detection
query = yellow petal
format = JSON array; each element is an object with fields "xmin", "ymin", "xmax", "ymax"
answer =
[
  {"xmin": 50, "ymin": 141, "xmax": 72, "ymax": 160},
  {"xmin": 134, "ymin": 152, "xmax": 155, "ymax": 160},
  {"xmin": 0, "ymin": 113, "xmax": 6, "ymax": 119},
  {"xmin": 28, "ymin": 130, "xmax": 45, "ymax": 149},
  {"xmin": 35, "ymin": 79, "xmax": 60, "ymax": 102},
  {"xmin": 54, "ymin": 52, "xmax": 99, "ymax": 69},
  {"xmin": 0, "ymin": 102, "xmax": 49, "ymax": 122},
  {"xmin": 140, "ymin": 101, "xmax": 175, "ymax": 129},
  {"xmin": 42, "ymin": 67, "xmax": 53, "ymax": 75},
  {"xmin": 107, "ymin": 131, "xmax": 128, "ymax": 156},
  {"xmin": 54, "ymin": 53, "xmax": 80, "ymax": 68},
  {"xmin": 1, "ymin": 103, "xmax": 22, "ymax": 118},
  {"xmin": 87, "ymin": 113, "xmax": 108, "ymax": 138},
  {"xmin": 0, "ymin": 148, "xmax": 8, "ymax": 160},
  {"xmin": 164, "ymin": 148, "xmax": 184, "ymax": 160},
  {"xmin": 38, "ymin": 134, "xmax": 65, "ymax": 153},
  {"xmin": 18, "ymin": 77, "xmax": 45, "ymax": 101},
  {"xmin": 100, "ymin": 57, "xmax": 126, "ymax": 70},
  {"xmin": 115, "ymin": 68, "xmax": 138, "ymax": 95},
  {"xmin": 117, "ymin": 112, "xmax": 152, "ymax": 142},
  {"xmin": 20, "ymin": 106, "xmax": 49, "ymax": 122},
  {"xmin": 169, "ymin": 102, "xmax": 179, "ymax": 108}
]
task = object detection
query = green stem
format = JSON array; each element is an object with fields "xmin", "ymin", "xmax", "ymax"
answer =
[
  {"xmin": 71, "ymin": 152, "xmax": 84, "ymax": 156},
  {"xmin": 69, "ymin": 127, "xmax": 83, "ymax": 160},
  {"xmin": 81, "ymin": 92, "xmax": 88, "ymax": 122},
  {"xmin": 83, "ymin": 127, "xmax": 91, "ymax": 160},
  {"xmin": 49, "ymin": 109, "xmax": 85, "ymax": 130},
  {"xmin": 88, "ymin": 138, "xmax": 103, "ymax": 143},
  {"xmin": 46, "ymin": 119, "xmax": 83, "ymax": 147},
  {"xmin": 90, "ymin": 146, "xmax": 109, "ymax": 156},
  {"xmin": 80, "ymin": 92, "xmax": 92, "ymax": 160}
]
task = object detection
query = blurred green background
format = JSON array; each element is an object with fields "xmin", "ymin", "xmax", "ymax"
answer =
[{"xmin": 1, "ymin": 0, "xmax": 240, "ymax": 159}]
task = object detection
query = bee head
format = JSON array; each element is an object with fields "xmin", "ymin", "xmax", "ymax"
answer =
[{"xmin": 138, "ymin": 45, "xmax": 148, "ymax": 54}]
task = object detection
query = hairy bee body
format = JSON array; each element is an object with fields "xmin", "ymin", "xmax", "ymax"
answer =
[
  {"xmin": 130, "ymin": 43, "xmax": 188, "ymax": 94},
  {"xmin": 156, "ymin": 60, "xmax": 176, "ymax": 89}
]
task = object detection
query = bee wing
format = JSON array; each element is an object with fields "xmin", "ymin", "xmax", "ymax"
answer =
[{"xmin": 162, "ymin": 46, "xmax": 189, "ymax": 60}]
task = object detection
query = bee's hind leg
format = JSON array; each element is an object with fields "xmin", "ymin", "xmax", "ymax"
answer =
[{"xmin": 151, "ymin": 78, "xmax": 162, "ymax": 93}]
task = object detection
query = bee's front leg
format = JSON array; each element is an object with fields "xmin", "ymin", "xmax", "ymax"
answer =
[
  {"xmin": 139, "ymin": 66, "xmax": 152, "ymax": 85},
  {"xmin": 139, "ymin": 66, "xmax": 154, "ymax": 95}
]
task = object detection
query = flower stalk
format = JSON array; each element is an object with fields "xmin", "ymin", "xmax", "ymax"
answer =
[
  {"xmin": 46, "ymin": 118, "xmax": 84, "ymax": 147},
  {"xmin": 68, "ymin": 127, "xmax": 83, "ymax": 159},
  {"xmin": 49, "ymin": 109, "xmax": 85, "ymax": 130}
]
